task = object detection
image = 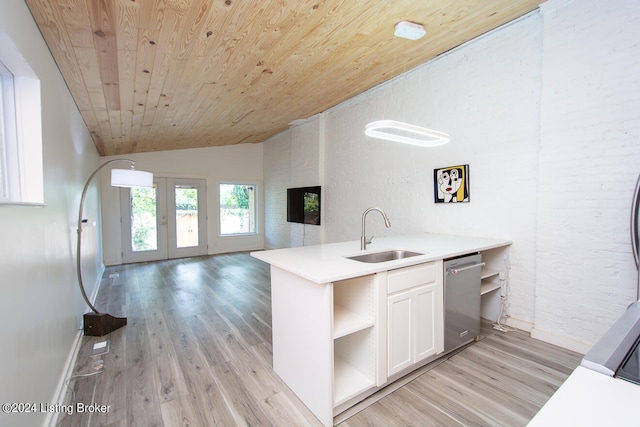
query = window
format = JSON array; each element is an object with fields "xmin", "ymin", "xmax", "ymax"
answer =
[
  {"xmin": 0, "ymin": 31, "xmax": 43, "ymax": 204},
  {"xmin": 0, "ymin": 59, "xmax": 17, "ymax": 201},
  {"xmin": 220, "ymin": 183, "xmax": 256, "ymax": 235}
]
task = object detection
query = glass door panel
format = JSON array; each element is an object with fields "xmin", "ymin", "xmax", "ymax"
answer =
[
  {"xmin": 121, "ymin": 179, "xmax": 168, "ymax": 263},
  {"xmin": 168, "ymin": 179, "xmax": 207, "ymax": 259},
  {"xmin": 130, "ymin": 186, "xmax": 159, "ymax": 252},
  {"xmin": 121, "ymin": 178, "xmax": 207, "ymax": 263},
  {"xmin": 175, "ymin": 185, "xmax": 199, "ymax": 248}
]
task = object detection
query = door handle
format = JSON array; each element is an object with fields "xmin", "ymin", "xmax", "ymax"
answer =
[{"xmin": 448, "ymin": 262, "xmax": 485, "ymax": 275}]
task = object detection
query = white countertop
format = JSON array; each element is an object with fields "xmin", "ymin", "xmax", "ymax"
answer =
[
  {"xmin": 250, "ymin": 233, "xmax": 511, "ymax": 283},
  {"xmin": 528, "ymin": 366, "xmax": 640, "ymax": 426}
]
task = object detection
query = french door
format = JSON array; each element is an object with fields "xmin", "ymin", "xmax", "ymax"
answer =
[{"xmin": 120, "ymin": 178, "xmax": 207, "ymax": 263}]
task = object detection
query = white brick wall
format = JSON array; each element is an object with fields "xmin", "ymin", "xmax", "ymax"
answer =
[
  {"xmin": 290, "ymin": 115, "xmax": 324, "ymax": 247},
  {"xmin": 321, "ymin": 13, "xmax": 543, "ymax": 328},
  {"xmin": 264, "ymin": 130, "xmax": 292, "ymax": 249},
  {"xmin": 533, "ymin": 0, "xmax": 640, "ymax": 348},
  {"xmin": 262, "ymin": 0, "xmax": 640, "ymax": 351},
  {"xmin": 263, "ymin": 115, "xmax": 325, "ymax": 248}
]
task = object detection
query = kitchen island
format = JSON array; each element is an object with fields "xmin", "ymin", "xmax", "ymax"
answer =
[{"xmin": 251, "ymin": 233, "xmax": 511, "ymax": 426}]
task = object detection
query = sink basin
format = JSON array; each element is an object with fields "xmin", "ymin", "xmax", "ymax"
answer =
[{"xmin": 346, "ymin": 250, "xmax": 424, "ymax": 263}]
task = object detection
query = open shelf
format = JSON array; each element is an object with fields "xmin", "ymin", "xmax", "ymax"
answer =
[
  {"xmin": 333, "ymin": 355, "xmax": 376, "ymax": 406},
  {"xmin": 333, "ymin": 276, "xmax": 377, "ymax": 410},
  {"xmin": 479, "ymin": 246, "xmax": 509, "ymax": 321},
  {"xmin": 481, "ymin": 281, "xmax": 502, "ymax": 295},
  {"xmin": 480, "ymin": 266, "xmax": 501, "ymax": 295},
  {"xmin": 333, "ymin": 275, "xmax": 375, "ymax": 339},
  {"xmin": 334, "ymin": 305, "xmax": 375, "ymax": 339},
  {"xmin": 481, "ymin": 267, "xmax": 500, "ymax": 280}
]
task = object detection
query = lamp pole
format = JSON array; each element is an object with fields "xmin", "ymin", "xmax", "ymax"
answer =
[{"xmin": 76, "ymin": 159, "xmax": 136, "ymax": 335}]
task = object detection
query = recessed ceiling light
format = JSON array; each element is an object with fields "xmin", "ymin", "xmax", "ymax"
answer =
[{"xmin": 394, "ymin": 21, "xmax": 426, "ymax": 40}]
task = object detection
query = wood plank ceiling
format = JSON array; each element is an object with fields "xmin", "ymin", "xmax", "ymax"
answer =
[{"xmin": 26, "ymin": 0, "xmax": 543, "ymax": 156}]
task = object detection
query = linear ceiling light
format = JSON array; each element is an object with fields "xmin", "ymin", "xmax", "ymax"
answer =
[{"xmin": 365, "ymin": 120, "xmax": 449, "ymax": 147}]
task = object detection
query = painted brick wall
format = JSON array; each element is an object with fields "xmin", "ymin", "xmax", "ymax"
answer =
[
  {"xmin": 322, "ymin": 13, "xmax": 543, "ymax": 327},
  {"xmin": 263, "ymin": 115, "xmax": 325, "ymax": 248},
  {"xmin": 264, "ymin": 130, "xmax": 292, "ymax": 249},
  {"xmin": 290, "ymin": 116, "xmax": 324, "ymax": 247},
  {"xmin": 262, "ymin": 0, "xmax": 640, "ymax": 351},
  {"xmin": 533, "ymin": 0, "xmax": 640, "ymax": 347}
]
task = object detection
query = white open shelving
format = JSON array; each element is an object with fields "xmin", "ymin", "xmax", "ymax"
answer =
[
  {"xmin": 332, "ymin": 275, "xmax": 377, "ymax": 407},
  {"xmin": 479, "ymin": 247, "xmax": 509, "ymax": 321},
  {"xmin": 333, "ymin": 305, "xmax": 375, "ymax": 339},
  {"xmin": 333, "ymin": 328, "xmax": 376, "ymax": 406},
  {"xmin": 480, "ymin": 267, "xmax": 501, "ymax": 295},
  {"xmin": 334, "ymin": 357, "xmax": 371, "ymax": 405}
]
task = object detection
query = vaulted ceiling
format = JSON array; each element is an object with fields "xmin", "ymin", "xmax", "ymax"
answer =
[{"xmin": 26, "ymin": 0, "xmax": 542, "ymax": 156}]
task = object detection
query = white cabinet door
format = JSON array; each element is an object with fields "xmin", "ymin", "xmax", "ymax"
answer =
[
  {"xmin": 414, "ymin": 283, "xmax": 439, "ymax": 363},
  {"xmin": 387, "ymin": 261, "xmax": 444, "ymax": 378},
  {"xmin": 388, "ymin": 290, "xmax": 413, "ymax": 376}
]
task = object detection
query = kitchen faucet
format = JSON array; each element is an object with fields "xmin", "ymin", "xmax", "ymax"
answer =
[{"xmin": 361, "ymin": 207, "xmax": 391, "ymax": 250}]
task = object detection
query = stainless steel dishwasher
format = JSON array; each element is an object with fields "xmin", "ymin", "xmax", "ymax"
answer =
[{"xmin": 444, "ymin": 253, "xmax": 484, "ymax": 353}]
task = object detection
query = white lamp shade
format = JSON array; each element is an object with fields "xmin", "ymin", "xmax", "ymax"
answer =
[
  {"xmin": 365, "ymin": 120, "xmax": 449, "ymax": 147},
  {"xmin": 111, "ymin": 168, "xmax": 153, "ymax": 188}
]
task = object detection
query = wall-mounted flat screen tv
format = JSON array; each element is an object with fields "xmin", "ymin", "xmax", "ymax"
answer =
[{"xmin": 287, "ymin": 186, "xmax": 321, "ymax": 225}]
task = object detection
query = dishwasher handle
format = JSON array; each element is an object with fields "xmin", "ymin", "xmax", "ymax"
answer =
[{"xmin": 448, "ymin": 261, "xmax": 485, "ymax": 275}]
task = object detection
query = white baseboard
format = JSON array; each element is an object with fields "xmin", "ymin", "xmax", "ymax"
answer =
[
  {"xmin": 505, "ymin": 316, "xmax": 592, "ymax": 354},
  {"xmin": 530, "ymin": 327, "xmax": 592, "ymax": 355},
  {"xmin": 44, "ymin": 329, "xmax": 83, "ymax": 427},
  {"xmin": 46, "ymin": 264, "xmax": 105, "ymax": 427},
  {"xmin": 506, "ymin": 316, "xmax": 534, "ymax": 332}
]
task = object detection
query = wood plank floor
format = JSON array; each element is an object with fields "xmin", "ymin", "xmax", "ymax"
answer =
[{"xmin": 59, "ymin": 252, "xmax": 582, "ymax": 426}]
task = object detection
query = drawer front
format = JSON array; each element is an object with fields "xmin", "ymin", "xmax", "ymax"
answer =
[{"xmin": 387, "ymin": 262, "xmax": 438, "ymax": 294}]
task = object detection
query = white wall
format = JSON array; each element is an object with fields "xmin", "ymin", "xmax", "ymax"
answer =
[
  {"xmin": 263, "ymin": 114, "xmax": 325, "ymax": 249},
  {"xmin": 6, "ymin": 1, "xmax": 636, "ymax": 423},
  {"xmin": 264, "ymin": 129, "xmax": 292, "ymax": 249},
  {"xmin": 266, "ymin": 10, "xmax": 543, "ymax": 326},
  {"xmin": 321, "ymin": 11, "xmax": 543, "ymax": 333},
  {"xmin": 263, "ymin": 0, "xmax": 640, "ymax": 352},
  {"xmin": 102, "ymin": 143, "xmax": 264, "ymax": 265},
  {"xmin": 533, "ymin": 0, "xmax": 640, "ymax": 348},
  {"xmin": 0, "ymin": 1, "xmax": 103, "ymax": 426}
]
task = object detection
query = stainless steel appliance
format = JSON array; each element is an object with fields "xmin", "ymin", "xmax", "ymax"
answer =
[
  {"xmin": 582, "ymin": 173, "xmax": 640, "ymax": 384},
  {"xmin": 632, "ymin": 173, "xmax": 640, "ymax": 299},
  {"xmin": 581, "ymin": 300, "xmax": 640, "ymax": 383},
  {"xmin": 444, "ymin": 253, "xmax": 484, "ymax": 353}
]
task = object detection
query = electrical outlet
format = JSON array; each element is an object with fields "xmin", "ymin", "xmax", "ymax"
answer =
[
  {"xmin": 89, "ymin": 340, "xmax": 110, "ymax": 356},
  {"xmin": 109, "ymin": 273, "xmax": 119, "ymax": 278}
]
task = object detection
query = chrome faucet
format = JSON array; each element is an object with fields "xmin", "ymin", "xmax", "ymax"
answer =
[{"xmin": 361, "ymin": 207, "xmax": 391, "ymax": 250}]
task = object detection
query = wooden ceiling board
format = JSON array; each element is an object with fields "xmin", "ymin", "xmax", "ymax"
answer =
[{"xmin": 25, "ymin": 0, "xmax": 543, "ymax": 155}]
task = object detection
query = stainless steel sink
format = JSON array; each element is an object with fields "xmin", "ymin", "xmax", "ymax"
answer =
[{"xmin": 346, "ymin": 249, "xmax": 424, "ymax": 263}]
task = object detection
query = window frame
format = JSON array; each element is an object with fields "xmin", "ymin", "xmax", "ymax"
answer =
[
  {"xmin": 0, "ymin": 29, "xmax": 44, "ymax": 206},
  {"xmin": 0, "ymin": 59, "xmax": 18, "ymax": 202},
  {"xmin": 218, "ymin": 182, "xmax": 258, "ymax": 236}
]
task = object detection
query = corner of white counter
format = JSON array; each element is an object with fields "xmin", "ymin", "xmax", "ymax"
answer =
[{"xmin": 528, "ymin": 366, "xmax": 640, "ymax": 426}]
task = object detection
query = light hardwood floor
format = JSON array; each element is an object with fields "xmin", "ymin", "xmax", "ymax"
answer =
[{"xmin": 59, "ymin": 252, "xmax": 581, "ymax": 426}]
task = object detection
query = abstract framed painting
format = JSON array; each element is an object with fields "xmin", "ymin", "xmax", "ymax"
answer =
[{"xmin": 434, "ymin": 164, "xmax": 470, "ymax": 203}]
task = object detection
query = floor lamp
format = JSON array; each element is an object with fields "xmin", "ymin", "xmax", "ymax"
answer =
[{"xmin": 77, "ymin": 159, "xmax": 153, "ymax": 336}]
